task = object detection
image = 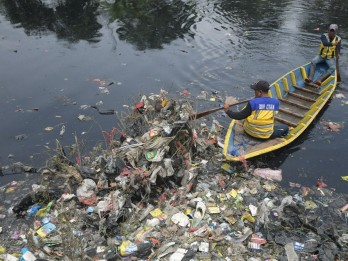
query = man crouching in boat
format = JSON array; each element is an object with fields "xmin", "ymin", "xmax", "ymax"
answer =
[
  {"xmin": 223, "ymin": 80, "xmax": 288, "ymax": 139},
  {"xmin": 305, "ymin": 24, "xmax": 341, "ymax": 86}
]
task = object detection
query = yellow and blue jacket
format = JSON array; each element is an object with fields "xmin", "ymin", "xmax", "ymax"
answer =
[
  {"xmin": 318, "ymin": 33, "xmax": 341, "ymax": 59},
  {"xmin": 226, "ymin": 97, "xmax": 279, "ymax": 139}
]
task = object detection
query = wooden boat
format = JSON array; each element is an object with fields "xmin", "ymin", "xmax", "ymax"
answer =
[{"xmin": 223, "ymin": 62, "xmax": 337, "ymax": 161}]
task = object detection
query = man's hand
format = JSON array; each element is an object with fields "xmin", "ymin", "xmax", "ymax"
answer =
[
  {"xmin": 224, "ymin": 96, "xmax": 238, "ymax": 112},
  {"xmin": 223, "ymin": 103, "xmax": 230, "ymax": 112}
]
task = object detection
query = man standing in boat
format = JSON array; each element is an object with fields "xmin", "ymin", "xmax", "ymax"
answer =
[
  {"xmin": 305, "ymin": 24, "xmax": 341, "ymax": 86},
  {"xmin": 223, "ymin": 80, "xmax": 288, "ymax": 139}
]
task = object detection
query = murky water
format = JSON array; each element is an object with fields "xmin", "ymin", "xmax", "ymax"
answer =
[{"xmin": 0, "ymin": 0, "xmax": 347, "ymax": 191}]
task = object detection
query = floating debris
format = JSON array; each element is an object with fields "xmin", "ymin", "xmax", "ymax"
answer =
[
  {"xmin": 15, "ymin": 134, "xmax": 28, "ymax": 141},
  {"xmin": 335, "ymin": 93, "xmax": 346, "ymax": 99},
  {"xmin": 44, "ymin": 127, "xmax": 54, "ymax": 131},
  {"xmin": 77, "ymin": 114, "xmax": 92, "ymax": 121},
  {"xmin": 1, "ymin": 90, "xmax": 347, "ymax": 261},
  {"xmin": 59, "ymin": 125, "xmax": 65, "ymax": 137},
  {"xmin": 325, "ymin": 121, "xmax": 343, "ymax": 132}
]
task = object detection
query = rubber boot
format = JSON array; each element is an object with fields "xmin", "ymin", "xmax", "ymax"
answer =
[
  {"xmin": 314, "ymin": 72, "xmax": 331, "ymax": 86},
  {"xmin": 305, "ymin": 64, "xmax": 315, "ymax": 83}
]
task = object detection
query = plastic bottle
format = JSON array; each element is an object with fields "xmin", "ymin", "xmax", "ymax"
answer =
[{"xmin": 27, "ymin": 204, "xmax": 41, "ymax": 217}]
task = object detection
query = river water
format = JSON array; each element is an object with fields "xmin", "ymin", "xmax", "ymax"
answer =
[{"xmin": 0, "ymin": 0, "xmax": 347, "ymax": 191}]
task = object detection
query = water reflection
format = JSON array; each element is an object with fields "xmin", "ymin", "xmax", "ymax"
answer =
[
  {"xmin": 1, "ymin": 0, "xmax": 346, "ymax": 51},
  {"xmin": 301, "ymin": 0, "xmax": 348, "ymax": 38},
  {"xmin": 107, "ymin": 0, "xmax": 198, "ymax": 50},
  {"xmin": 0, "ymin": 0, "xmax": 102, "ymax": 43},
  {"xmin": 216, "ymin": 0, "xmax": 290, "ymax": 28}
]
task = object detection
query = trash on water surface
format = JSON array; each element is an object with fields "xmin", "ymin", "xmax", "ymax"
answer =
[
  {"xmin": 196, "ymin": 91, "xmax": 207, "ymax": 100},
  {"xmin": 322, "ymin": 121, "xmax": 343, "ymax": 132},
  {"xmin": 199, "ymin": 241, "xmax": 209, "ymax": 252},
  {"xmin": 77, "ymin": 114, "xmax": 92, "ymax": 121},
  {"xmin": 179, "ymin": 89, "xmax": 191, "ymax": 96},
  {"xmin": 20, "ymin": 247, "xmax": 37, "ymax": 261},
  {"xmin": 284, "ymin": 243, "xmax": 299, "ymax": 261},
  {"xmin": 59, "ymin": 125, "xmax": 65, "ymax": 136},
  {"xmin": 253, "ymin": 168, "xmax": 282, "ymax": 181},
  {"xmin": 171, "ymin": 212, "xmax": 190, "ymax": 227},
  {"xmin": 27, "ymin": 204, "xmax": 41, "ymax": 217},
  {"xmin": 294, "ymin": 241, "xmax": 305, "ymax": 251},
  {"xmin": 1, "ymin": 89, "xmax": 348, "ymax": 261},
  {"xmin": 335, "ymin": 93, "xmax": 346, "ymax": 99},
  {"xmin": 44, "ymin": 127, "xmax": 54, "ymax": 131},
  {"xmin": 36, "ymin": 222, "xmax": 56, "ymax": 238},
  {"xmin": 119, "ymin": 240, "xmax": 153, "ymax": 258},
  {"xmin": 221, "ymin": 163, "xmax": 235, "ymax": 174},
  {"xmin": 342, "ymin": 176, "xmax": 348, "ymax": 181},
  {"xmin": 15, "ymin": 134, "xmax": 28, "ymax": 141}
]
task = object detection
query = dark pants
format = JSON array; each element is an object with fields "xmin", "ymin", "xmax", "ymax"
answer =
[{"xmin": 270, "ymin": 124, "xmax": 289, "ymax": 139}]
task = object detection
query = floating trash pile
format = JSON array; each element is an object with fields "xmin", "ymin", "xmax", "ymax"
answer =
[{"xmin": 1, "ymin": 90, "xmax": 348, "ymax": 261}]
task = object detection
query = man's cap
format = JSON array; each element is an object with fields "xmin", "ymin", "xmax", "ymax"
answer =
[
  {"xmin": 329, "ymin": 24, "xmax": 338, "ymax": 32},
  {"xmin": 250, "ymin": 80, "xmax": 270, "ymax": 91}
]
